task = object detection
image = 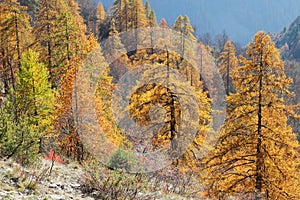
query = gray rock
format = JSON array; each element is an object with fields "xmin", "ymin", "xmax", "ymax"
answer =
[
  {"xmin": 70, "ymin": 183, "xmax": 81, "ymax": 188},
  {"xmin": 50, "ymin": 194, "xmax": 65, "ymax": 200},
  {"xmin": 49, "ymin": 183, "xmax": 58, "ymax": 188}
]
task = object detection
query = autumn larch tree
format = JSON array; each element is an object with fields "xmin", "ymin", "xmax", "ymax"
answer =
[
  {"xmin": 76, "ymin": 0, "xmax": 98, "ymax": 34},
  {"xmin": 96, "ymin": 2, "xmax": 106, "ymax": 25},
  {"xmin": 144, "ymin": 0, "xmax": 151, "ymax": 20},
  {"xmin": 203, "ymin": 31, "xmax": 300, "ymax": 199},
  {"xmin": 172, "ymin": 15, "xmax": 197, "ymax": 85},
  {"xmin": 102, "ymin": 18, "xmax": 129, "ymax": 82},
  {"xmin": 33, "ymin": 0, "xmax": 61, "ymax": 85},
  {"xmin": 144, "ymin": 0, "xmax": 157, "ymax": 27},
  {"xmin": 126, "ymin": 25, "xmax": 212, "ymax": 193},
  {"xmin": 159, "ymin": 18, "xmax": 169, "ymax": 29},
  {"xmin": 51, "ymin": 0, "xmax": 96, "ymax": 161},
  {"xmin": 129, "ymin": 0, "xmax": 148, "ymax": 53},
  {"xmin": 0, "ymin": 0, "xmax": 32, "ymax": 93},
  {"xmin": 217, "ymin": 40, "xmax": 238, "ymax": 95},
  {"xmin": 94, "ymin": 50, "xmax": 130, "ymax": 149},
  {"xmin": 215, "ymin": 30, "xmax": 229, "ymax": 54},
  {"xmin": 111, "ymin": 0, "xmax": 130, "ymax": 32},
  {"xmin": 34, "ymin": 0, "xmax": 89, "ymax": 87},
  {"xmin": 95, "ymin": 2, "xmax": 107, "ymax": 39}
]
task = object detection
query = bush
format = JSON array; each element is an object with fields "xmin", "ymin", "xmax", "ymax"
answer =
[
  {"xmin": 107, "ymin": 147, "xmax": 136, "ymax": 171},
  {"xmin": 81, "ymin": 159, "xmax": 152, "ymax": 200}
]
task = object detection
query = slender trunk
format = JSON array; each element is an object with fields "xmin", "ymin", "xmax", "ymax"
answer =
[
  {"xmin": 49, "ymin": 152, "xmax": 55, "ymax": 175},
  {"xmin": 8, "ymin": 59, "xmax": 16, "ymax": 91},
  {"xmin": 8, "ymin": 59, "xmax": 18, "ymax": 121},
  {"xmin": 200, "ymin": 47, "xmax": 203, "ymax": 81},
  {"xmin": 119, "ymin": 0, "xmax": 122, "ymax": 32},
  {"xmin": 3, "ymin": 73, "xmax": 9, "ymax": 95},
  {"xmin": 150, "ymin": 30, "xmax": 154, "ymax": 55},
  {"xmin": 32, "ymin": 73, "xmax": 42, "ymax": 153},
  {"xmin": 6, "ymin": 39, "xmax": 18, "ymax": 121},
  {"xmin": 168, "ymin": 89, "xmax": 177, "ymax": 151},
  {"xmin": 181, "ymin": 32, "xmax": 185, "ymax": 61},
  {"xmin": 134, "ymin": 4, "xmax": 138, "ymax": 51},
  {"xmin": 190, "ymin": 67, "xmax": 193, "ymax": 86},
  {"xmin": 46, "ymin": 4, "xmax": 52, "ymax": 70},
  {"xmin": 185, "ymin": 67, "xmax": 188, "ymax": 81},
  {"xmin": 226, "ymin": 51, "xmax": 230, "ymax": 95},
  {"xmin": 255, "ymin": 56, "xmax": 264, "ymax": 200},
  {"xmin": 74, "ymin": 72, "xmax": 81, "ymax": 162},
  {"xmin": 65, "ymin": 20, "xmax": 70, "ymax": 61},
  {"xmin": 14, "ymin": 11, "xmax": 21, "ymax": 70},
  {"xmin": 124, "ymin": 0, "xmax": 128, "ymax": 31},
  {"xmin": 47, "ymin": 29, "xmax": 52, "ymax": 67},
  {"xmin": 1, "ymin": 49, "xmax": 9, "ymax": 94},
  {"xmin": 166, "ymin": 45, "xmax": 169, "ymax": 83},
  {"xmin": 165, "ymin": 46, "xmax": 177, "ymax": 151}
]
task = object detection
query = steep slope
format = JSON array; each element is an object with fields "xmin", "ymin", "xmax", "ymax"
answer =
[{"xmin": 276, "ymin": 16, "xmax": 300, "ymax": 60}]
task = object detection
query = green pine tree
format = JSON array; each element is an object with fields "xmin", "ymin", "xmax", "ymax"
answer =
[{"xmin": 0, "ymin": 49, "xmax": 55, "ymax": 164}]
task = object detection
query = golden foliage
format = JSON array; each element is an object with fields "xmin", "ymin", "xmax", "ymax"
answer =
[{"xmin": 202, "ymin": 31, "xmax": 300, "ymax": 199}]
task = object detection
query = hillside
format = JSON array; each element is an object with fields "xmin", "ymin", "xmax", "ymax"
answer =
[
  {"xmin": 275, "ymin": 16, "xmax": 300, "ymax": 60},
  {"xmin": 1, "ymin": 0, "xmax": 300, "ymax": 199},
  {"xmin": 0, "ymin": 158, "xmax": 198, "ymax": 200},
  {"xmin": 99, "ymin": 0, "xmax": 300, "ymax": 44}
]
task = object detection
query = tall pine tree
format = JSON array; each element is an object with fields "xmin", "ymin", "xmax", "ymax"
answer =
[
  {"xmin": 217, "ymin": 40, "xmax": 238, "ymax": 95},
  {"xmin": 102, "ymin": 18, "xmax": 129, "ymax": 82},
  {"xmin": 203, "ymin": 31, "xmax": 300, "ymax": 199},
  {"xmin": 0, "ymin": 0, "xmax": 32, "ymax": 93},
  {"xmin": 0, "ymin": 49, "xmax": 54, "ymax": 164}
]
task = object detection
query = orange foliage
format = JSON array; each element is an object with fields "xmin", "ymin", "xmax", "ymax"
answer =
[{"xmin": 45, "ymin": 149, "xmax": 64, "ymax": 163}]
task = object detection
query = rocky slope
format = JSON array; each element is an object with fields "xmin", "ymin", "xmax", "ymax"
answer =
[
  {"xmin": 0, "ymin": 158, "xmax": 200, "ymax": 200},
  {"xmin": 0, "ymin": 159, "xmax": 92, "ymax": 200}
]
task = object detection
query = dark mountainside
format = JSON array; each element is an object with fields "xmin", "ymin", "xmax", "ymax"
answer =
[
  {"xmin": 98, "ymin": 0, "xmax": 300, "ymax": 45},
  {"xmin": 275, "ymin": 16, "xmax": 300, "ymax": 60}
]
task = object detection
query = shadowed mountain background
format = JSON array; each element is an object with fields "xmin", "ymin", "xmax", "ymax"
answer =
[
  {"xmin": 98, "ymin": 0, "xmax": 299, "ymax": 45},
  {"xmin": 275, "ymin": 16, "xmax": 300, "ymax": 60}
]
